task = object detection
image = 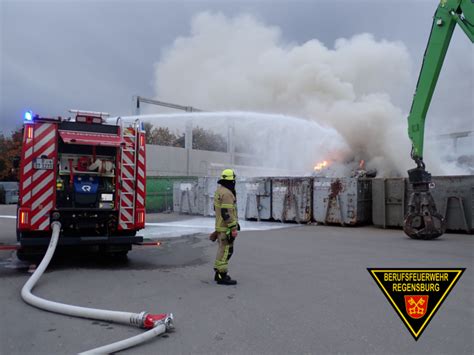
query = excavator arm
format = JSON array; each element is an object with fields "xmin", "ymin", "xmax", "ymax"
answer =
[
  {"xmin": 404, "ymin": 0, "xmax": 474, "ymax": 239},
  {"xmin": 408, "ymin": 0, "xmax": 474, "ymax": 162}
]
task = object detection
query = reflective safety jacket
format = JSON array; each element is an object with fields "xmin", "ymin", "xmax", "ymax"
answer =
[{"xmin": 214, "ymin": 185, "xmax": 238, "ymax": 233}]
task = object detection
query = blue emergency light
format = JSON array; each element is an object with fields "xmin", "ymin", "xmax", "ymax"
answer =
[{"xmin": 24, "ymin": 110, "xmax": 33, "ymax": 122}]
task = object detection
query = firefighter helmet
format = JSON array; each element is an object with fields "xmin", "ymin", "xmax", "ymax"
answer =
[{"xmin": 221, "ymin": 168, "xmax": 236, "ymax": 181}]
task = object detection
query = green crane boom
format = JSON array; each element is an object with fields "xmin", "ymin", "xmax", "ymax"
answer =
[
  {"xmin": 408, "ymin": 0, "xmax": 474, "ymax": 162},
  {"xmin": 404, "ymin": 0, "xmax": 473, "ymax": 240}
]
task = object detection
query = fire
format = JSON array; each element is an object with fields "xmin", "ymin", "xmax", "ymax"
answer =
[
  {"xmin": 359, "ymin": 159, "xmax": 365, "ymax": 169},
  {"xmin": 314, "ymin": 160, "xmax": 329, "ymax": 171}
]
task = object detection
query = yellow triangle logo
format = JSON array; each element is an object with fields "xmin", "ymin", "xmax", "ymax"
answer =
[{"xmin": 368, "ymin": 268, "xmax": 465, "ymax": 340}]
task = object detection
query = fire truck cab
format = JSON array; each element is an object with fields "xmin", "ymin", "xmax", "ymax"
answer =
[{"xmin": 17, "ymin": 110, "xmax": 146, "ymax": 259}]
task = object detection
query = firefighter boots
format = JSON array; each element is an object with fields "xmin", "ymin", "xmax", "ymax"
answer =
[{"xmin": 215, "ymin": 271, "xmax": 237, "ymax": 285}]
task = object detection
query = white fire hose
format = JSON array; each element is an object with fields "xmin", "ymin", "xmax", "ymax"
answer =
[{"xmin": 21, "ymin": 221, "xmax": 174, "ymax": 354}]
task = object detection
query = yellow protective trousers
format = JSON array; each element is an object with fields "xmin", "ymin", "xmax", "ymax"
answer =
[{"xmin": 214, "ymin": 232, "xmax": 234, "ymax": 273}]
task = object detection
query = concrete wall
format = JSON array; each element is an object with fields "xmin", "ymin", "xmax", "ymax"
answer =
[
  {"xmin": 146, "ymin": 144, "xmax": 232, "ymax": 177},
  {"xmin": 146, "ymin": 144, "xmax": 307, "ymax": 177}
]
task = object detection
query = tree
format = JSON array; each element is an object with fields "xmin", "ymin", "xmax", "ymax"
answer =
[
  {"xmin": 144, "ymin": 122, "xmax": 184, "ymax": 147},
  {"xmin": 144, "ymin": 123, "xmax": 226, "ymax": 151},
  {"xmin": 173, "ymin": 126, "xmax": 227, "ymax": 152},
  {"xmin": 192, "ymin": 127, "xmax": 227, "ymax": 152},
  {"xmin": 151, "ymin": 127, "xmax": 183, "ymax": 147},
  {"xmin": 143, "ymin": 122, "xmax": 154, "ymax": 144},
  {"xmin": 0, "ymin": 128, "xmax": 22, "ymax": 181}
]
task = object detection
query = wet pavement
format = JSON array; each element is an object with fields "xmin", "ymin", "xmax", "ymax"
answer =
[
  {"xmin": 142, "ymin": 215, "xmax": 298, "ymax": 238},
  {"xmin": 0, "ymin": 205, "xmax": 296, "ymax": 242}
]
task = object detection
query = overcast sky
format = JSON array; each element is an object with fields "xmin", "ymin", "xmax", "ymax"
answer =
[{"xmin": 1, "ymin": 0, "xmax": 472, "ymax": 134}]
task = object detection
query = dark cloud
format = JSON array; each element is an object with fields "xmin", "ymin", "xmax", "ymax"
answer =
[{"xmin": 1, "ymin": 0, "xmax": 471, "ymax": 134}]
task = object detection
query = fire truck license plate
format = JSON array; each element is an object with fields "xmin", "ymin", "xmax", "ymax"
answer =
[{"xmin": 33, "ymin": 158, "xmax": 54, "ymax": 170}]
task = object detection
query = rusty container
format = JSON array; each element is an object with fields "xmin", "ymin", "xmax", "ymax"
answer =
[
  {"xmin": 271, "ymin": 177, "xmax": 312, "ymax": 223},
  {"xmin": 313, "ymin": 177, "xmax": 372, "ymax": 225},
  {"xmin": 198, "ymin": 177, "xmax": 268, "ymax": 219},
  {"xmin": 236, "ymin": 177, "xmax": 272, "ymax": 221}
]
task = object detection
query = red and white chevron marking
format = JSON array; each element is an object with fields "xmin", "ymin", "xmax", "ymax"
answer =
[
  {"xmin": 136, "ymin": 132, "xmax": 146, "ymax": 208},
  {"xmin": 118, "ymin": 127, "xmax": 136, "ymax": 230},
  {"xmin": 19, "ymin": 125, "xmax": 35, "ymax": 208},
  {"xmin": 21, "ymin": 123, "xmax": 57, "ymax": 231},
  {"xmin": 135, "ymin": 131, "xmax": 146, "ymax": 227}
]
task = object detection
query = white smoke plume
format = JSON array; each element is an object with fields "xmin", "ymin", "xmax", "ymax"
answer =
[{"xmin": 153, "ymin": 12, "xmax": 466, "ymax": 176}]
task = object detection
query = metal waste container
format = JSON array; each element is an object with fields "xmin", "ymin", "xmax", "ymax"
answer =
[
  {"xmin": 173, "ymin": 181, "xmax": 200, "ymax": 214},
  {"xmin": 372, "ymin": 176, "xmax": 474, "ymax": 233},
  {"xmin": 237, "ymin": 177, "xmax": 272, "ymax": 221},
  {"xmin": 372, "ymin": 178, "xmax": 406, "ymax": 228},
  {"xmin": 272, "ymin": 177, "xmax": 312, "ymax": 223},
  {"xmin": 199, "ymin": 176, "xmax": 219, "ymax": 217},
  {"xmin": 313, "ymin": 177, "xmax": 372, "ymax": 225},
  {"xmin": 408, "ymin": 176, "xmax": 474, "ymax": 233},
  {"xmin": 147, "ymin": 176, "xmax": 197, "ymax": 212}
]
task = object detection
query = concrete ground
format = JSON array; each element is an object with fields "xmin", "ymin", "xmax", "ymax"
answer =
[{"xmin": 0, "ymin": 204, "xmax": 472, "ymax": 355}]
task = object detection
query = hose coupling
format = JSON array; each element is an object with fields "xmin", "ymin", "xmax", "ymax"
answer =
[
  {"xmin": 130, "ymin": 311, "xmax": 148, "ymax": 327},
  {"xmin": 164, "ymin": 313, "xmax": 174, "ymax": 332},
  {"xmin": 142, "ymin": 313, "xmax": 174, "ymax": 331}
]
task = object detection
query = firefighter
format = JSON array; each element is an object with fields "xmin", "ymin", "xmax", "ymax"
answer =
[{"xmin": 212, "ymin": 168, "xmax": 239, "ymax": 285}]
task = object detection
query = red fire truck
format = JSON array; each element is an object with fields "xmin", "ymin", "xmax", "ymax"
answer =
[{"xmin": 16, "ymin": 110, "xmax": 146, "ymax": 259}]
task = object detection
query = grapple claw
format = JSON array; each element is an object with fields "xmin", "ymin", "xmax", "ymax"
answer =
[
  {"xmin": 404, "ymin": 205, "xmax": 445, "ymax": 239},
  {"xmin": 404, "ymin": 167, "xmax": 445, "ymax": 240}
]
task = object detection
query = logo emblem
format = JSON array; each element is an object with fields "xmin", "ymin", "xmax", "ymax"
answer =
[
  {"xmin": 368, "ymin": 268, "xmax": 464, "ymax": 340},
  {"xmin": 404, "ymin": 295, "xmax": 428, "ymax": 319},
  {"xmin": 82, "ymin": 185, "xmax": 91, "ymax": 192}
]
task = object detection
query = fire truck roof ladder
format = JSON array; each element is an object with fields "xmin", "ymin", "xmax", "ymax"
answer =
[{"xmin": 69, "ymin": 109, "xmax": 110, "ymax": 117}]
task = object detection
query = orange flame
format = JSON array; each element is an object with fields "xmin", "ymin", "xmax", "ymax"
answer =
[{"xmin": 314, "ymin": 160, "xmax": 328, "ymax": 171}]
